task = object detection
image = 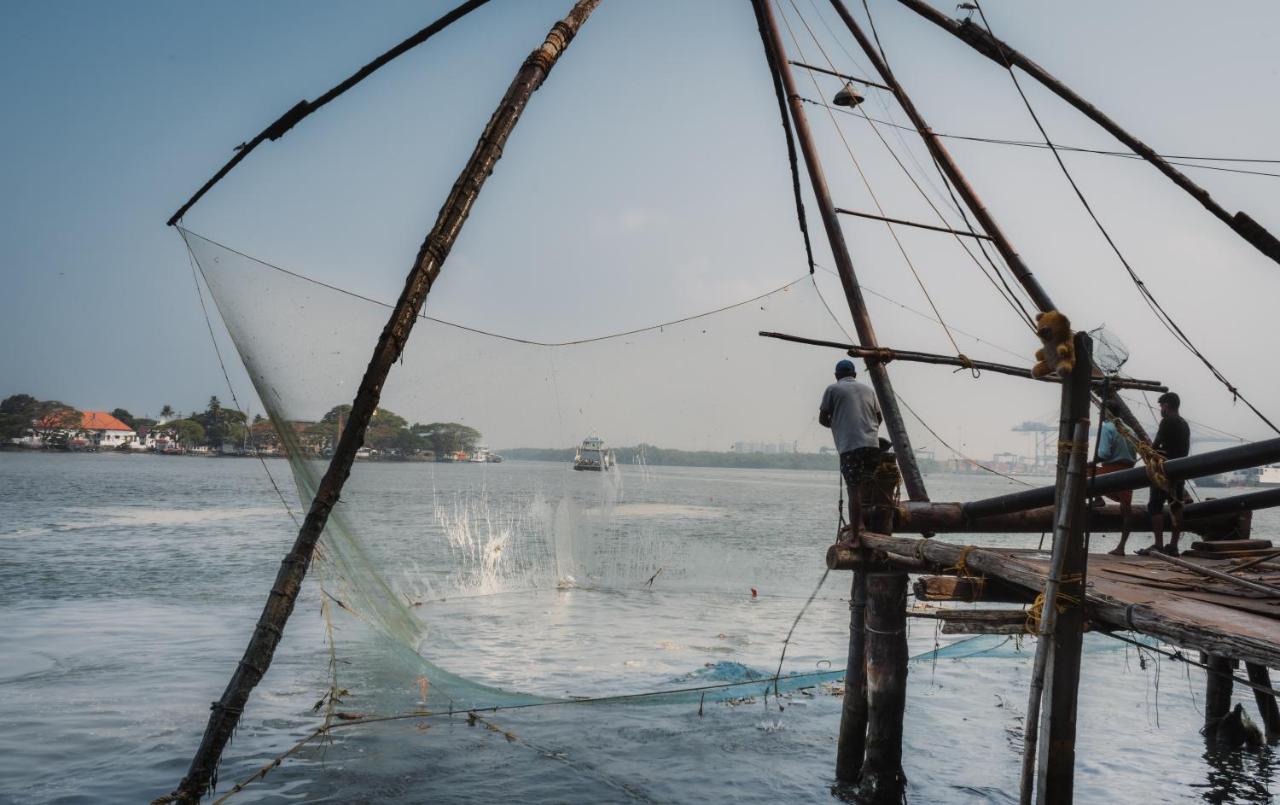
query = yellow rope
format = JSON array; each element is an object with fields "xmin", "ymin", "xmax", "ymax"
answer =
[
  {"xmin": 1104, "ymin": 411, "xmax": 1172, "ymax": 495},
  {"xmin": 946, "ymin": 545, "xmax": 978, "ymax": 578},
  {"xmin": 1025, "ymin": 574, "xmax": 1084, "ymax": 634}
]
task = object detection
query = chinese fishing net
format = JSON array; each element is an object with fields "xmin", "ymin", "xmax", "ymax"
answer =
[{"xmin": 180, "ymin": 224, "xmax": 1021, "ymax": 724}]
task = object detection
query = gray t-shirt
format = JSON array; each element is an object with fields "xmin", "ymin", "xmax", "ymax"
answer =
[{"xmin": 820, "ymin": 377, "xmax": 882, "ymax": 453}]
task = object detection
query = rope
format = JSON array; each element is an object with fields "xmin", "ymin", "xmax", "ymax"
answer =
[
  {"xmin": 973, "ymin": 0, "xmax": 1280, "ymax": 437},
  {"xmin": 772, "ymin": 568, "xmax": 832, "ymax": 701},
  {"xmin": 809, "ymin": 99, "xmax": 1280, "ymax": 180},
  {"xmin": 179, "ymin": 227, "xmax": 810, "ymax": 348},
  {"xmin": 1025, "ymin": 574, "xmax": 1083, "ymax": 634},
  {"xmin": 945, "ymin": 545, "xmax": 978, "ymax": 577},
  {"xmin": 779, "ymin": 2, "xmax": 979, "ymax": 361}
]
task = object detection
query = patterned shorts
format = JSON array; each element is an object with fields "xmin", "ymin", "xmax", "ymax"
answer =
[{"xmin": 840, "ymin": 447, "xmax": 881, "ymax": 489}]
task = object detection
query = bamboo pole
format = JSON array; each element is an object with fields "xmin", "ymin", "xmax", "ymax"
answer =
[
  {"xmin": 1023, "ymin": 333, "xmax": 1092, "ymax": 804},
  {"xmin": 894, "ymin": 0, "xmax": 1280, "ymax": 267},
  {"xmin": 758, "ymin": 330, "xmax": 1167, "ymax": 391},
  {"xmin": 825, "ymin": 0, "xmax": 1154, "ymax": 445},
  {"xmin": 1205, "ymin": 655, "xmax": 1235, "ymax": 731},
  {"xmin": 753, "ymin": 0, "xmax": 928, "ymax": 504},
  {"xmin": 166, "ymin": 0, "xmax": 493, "ymax": 227},
  {"xmin": 159, "ymin": 4, "xmax": 602, "ymax": 801}
]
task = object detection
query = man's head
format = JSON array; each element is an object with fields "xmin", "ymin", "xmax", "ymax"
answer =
[
  {"xmin": 835, "ymin": 359, "xmax": 857, "ymax": 380},
  {"xmin": 1158, "ymin": 391, "xmax": 1181, "ymax": 418}
]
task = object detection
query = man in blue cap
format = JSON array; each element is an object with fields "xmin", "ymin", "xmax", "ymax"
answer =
[{"xmin": 819, "ymin": 359, "xmax": 883, "ymax": 532}]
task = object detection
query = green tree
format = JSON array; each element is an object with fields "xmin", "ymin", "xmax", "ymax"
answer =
[
  {"xmin": 415, "ymin": 422, "xmax": 482, "ymax": 456},
  {"xmin": 1, "ymin": 394, "xmax": 41, "ymax": 441},
  {"xmin": 110, "ymin": 408, "xmax": 137, "ymax": 429},
  {"xmin": 172, "ymin": 419, "xmax": 206, "ymax": 448}
]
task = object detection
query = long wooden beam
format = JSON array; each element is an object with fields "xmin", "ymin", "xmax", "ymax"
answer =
[
  {"xmin": 962, "ymin": 439, "xmax": 1280, "ymax": 520},
  {"xmin": 860, "ymin": 532, "xmax": 1280, "ymax": 668},
  {"xmin": 892, "ymin": 500, "xmax": 1251, "ymax": 540},
  {"xmin": 160, "ymin": 4, "xmax": 602, "ymax": 801},
  {"xmin": 758, "ymin": 330, "xmax": 1167, "ymax": 392},
  {"xmin": 754, "ymin": 0, "xmax": 928, "ymax": 503},
  {"xmin": 895, "ymin": 0, "xmax": 1280, "ymax": 267}
]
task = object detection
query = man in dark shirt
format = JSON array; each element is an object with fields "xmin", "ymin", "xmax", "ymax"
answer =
[{"xmin": 1138, "ymin": 391, "xmax": 1191, "ymax": 556}]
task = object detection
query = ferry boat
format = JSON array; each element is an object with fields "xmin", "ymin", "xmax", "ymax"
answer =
[
  {"xmin": 1259, "ymin": 464, "xmax": 1280, "ymax": 486},
  {"xmin": 573, "ymin": 435, "xmax": 614, "ymax": 471},
  {"xmin": 469, "ymin": 446, "xmax": 503, "ymax": 463}
]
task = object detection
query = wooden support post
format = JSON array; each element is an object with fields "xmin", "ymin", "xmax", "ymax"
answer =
[
  {"xmin": 1205, "ymin": 654, "xmax": 1235, "ymax": 731},
  {"xmin": 159, "ymin": 3, "xmax": 602, "ymax": 802},
  {"xmin": 1018, "ymin": 333, "xmax": 1092, "ymax": 805},
  {"xmin": 753, "ymin": 0, "xmax": 928, "ymax": 503},
  {"xmin": 858, "ymin": 571, "xmax": 909, "ymax": 802},
  {"xmin": 1246, "ymin": 663, "xmax": 1280, "ymax": 741},
  {"xmin": 836, "ymin": 571, "xmax": 869, "ymax": 783}
]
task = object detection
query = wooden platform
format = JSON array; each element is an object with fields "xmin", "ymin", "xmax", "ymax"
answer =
[{"xmin": 857, "ymin": 534, "xmax": 1280, "ymax": 668}]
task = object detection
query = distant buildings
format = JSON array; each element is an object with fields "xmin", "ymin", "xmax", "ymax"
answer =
[
  {"xmin": 75, "ymin": 411, "xmax": 137, "ymax": 449},
  {"xmin": 732, "ymin": 440, "xmax": 799, "ymax": 455}
]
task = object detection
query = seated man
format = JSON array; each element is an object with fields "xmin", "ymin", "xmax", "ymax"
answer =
[{"xmin": 1094, "ymin": 400, "xmax": 1138, "ymax": 556}]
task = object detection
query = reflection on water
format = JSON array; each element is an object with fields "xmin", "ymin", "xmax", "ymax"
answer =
[{"xmin": 2, "ymin": 453, "xmax": 1278, "ymax": 802}]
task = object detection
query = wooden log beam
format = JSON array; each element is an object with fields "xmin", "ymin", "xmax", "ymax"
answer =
[
  {"xmin": 963, "ymin": 441, "xmax": 1280, "ymax": 520},
  {"xmin": 160, "ymin": 4, "xmax": 602, "ymax": 802},
  {"xmin": 860, "ymin": 532, "xmax": 1280, "ymax": 668},
  {"xmin": 894, "ymin": 500, "xmax": 1252, "ymax": 540},
  {"xmin": 1205, "ymin": 655, "xmax": 1235, "ymax": 730},
  {"xmin": 894, "ymin": 0, "xmax": 1280, "ymax": 267},
  {"xmin": 758, "ymin": 330, "xmax": 1167, "ymax": 392},
  {"xmin": 911, "ymin": 575, "xmax": 1032, "ymax": 604}
]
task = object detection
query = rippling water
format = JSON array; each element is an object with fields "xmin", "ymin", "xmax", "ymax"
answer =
[{"xmin": 2, "ymin": 452, "xmax": 1277, "ymax": 803}]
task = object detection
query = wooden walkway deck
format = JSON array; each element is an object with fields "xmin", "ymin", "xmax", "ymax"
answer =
[{"xmin": 858, "ymin": 534, "xmax": 1280, "ymax": 668}]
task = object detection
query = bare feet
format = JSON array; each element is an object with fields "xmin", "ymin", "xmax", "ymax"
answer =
[{"xmin": 1107, "ymin": 546, "xmax": 1126, "ymax": 557}]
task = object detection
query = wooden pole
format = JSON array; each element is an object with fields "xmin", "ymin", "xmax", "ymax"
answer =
[
  {"xmin": 825, "ymin": 0, "xmax": 1153, "ymax": 445},
  {"xmin": 758, "ymin": 330, "xmax": 1167, "ymax": 391},
  {"xmin": 1246, "ymin": 663, "xmax": 1280, "ymax": 741},
  {"xmin": 894, "ymin": 0, "xmax": 1280, "ymax": 267},
  {"xmin": 858, "ymin": 571, "xmax": 910, "ymax": 803},
  {"xmin": 753, "ymin": 0, "xmax": 928, "ymax": 503},
  {"xmin": 160, "ymin": 3, "xmax": 602, "ymax": 801},
  {"xmin": 836, "ymin": 571, "xmax": 869, "ymax": 783},
  {"xmin": 888, "ymin": 500, "xmax": 1252, "ymax": 539},
  {"xmin": 1022, "ymin": 333, "xmax": 1093, "ymax": 804},
  {"xmin": 1205, "ymin": 654, "xmax": 1235, "ymax": 731}
]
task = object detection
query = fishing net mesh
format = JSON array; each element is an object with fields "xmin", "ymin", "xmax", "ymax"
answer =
[{"xmin": 180, "ymin": 227, "xmax": 912, "ymax": 711}]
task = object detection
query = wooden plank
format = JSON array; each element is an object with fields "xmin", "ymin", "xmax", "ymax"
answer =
[
  {"xmin": 1191, "ymin": 539, "xmax": 1273, "ymax": 552},
  {"xmin": 860, "ymin": 534, "xmax": 1280, "ymax": 667}
]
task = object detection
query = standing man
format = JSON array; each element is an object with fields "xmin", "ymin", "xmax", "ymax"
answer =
[
  {"xmin": 1094, "ymin": 399, "xmax": 1139, "ymax": 556},
  {"xmin": 1138, "ymin": 392, "xmax": 1191, "ymax": 556},
  {"xmin": 819, "ymin": 359, "xmax": 883, "ymax": 533}
]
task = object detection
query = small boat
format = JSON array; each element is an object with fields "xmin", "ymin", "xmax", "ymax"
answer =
[
  {"xmin": 1259, "ymin": 465, "xmax": 1280, "ymax": 486},
  {"xmin": 470, "ymin": 446, "xmax": 503, "ymax": 463},
  {"xmin": 573, "ymin": 435, "xmax": 614, "ymax": 472}
]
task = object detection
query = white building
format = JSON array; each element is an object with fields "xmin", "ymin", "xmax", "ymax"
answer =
[{"xmin": 77, "ymin": 411, "xmax": 137, "ymax": 449}]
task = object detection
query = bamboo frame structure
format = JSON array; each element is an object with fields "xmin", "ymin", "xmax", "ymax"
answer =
[
  {"xmin": 894, "ymin": 0, "xmax": 1280, "ymax": 267},
  {"xmin": 159, "ymin": 3, "xmax": 602, "ymax": 800},
  {"xmin": 753, "ymin": 0, "xmax": 929, "ymax": 504}
]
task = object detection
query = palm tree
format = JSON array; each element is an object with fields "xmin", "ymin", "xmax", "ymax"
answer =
[{"xmin": 159, "ymin": 404, "xmax": 175, "ymax": 421}]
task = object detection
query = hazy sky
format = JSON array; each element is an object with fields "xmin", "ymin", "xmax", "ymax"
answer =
[{"xmin": 4, "ymin": 1, "xmax": 1280, "ymax": 458}]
